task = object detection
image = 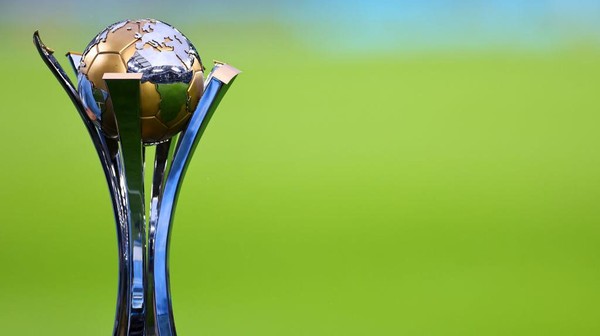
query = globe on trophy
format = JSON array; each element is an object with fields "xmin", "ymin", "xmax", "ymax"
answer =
[{"xmin": 34, "ymin": 19, "xmax": 241, "ymax": 335}]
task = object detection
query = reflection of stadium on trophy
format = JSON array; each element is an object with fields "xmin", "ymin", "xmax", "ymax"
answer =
[{"xmin": 34, "ymin": 18, "xmax": 240, "ymax": 335}]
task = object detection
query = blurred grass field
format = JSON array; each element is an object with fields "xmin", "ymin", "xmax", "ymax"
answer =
[{"xmin": 1, "ymin": 14, "xmax": 600, "ymax": 336}]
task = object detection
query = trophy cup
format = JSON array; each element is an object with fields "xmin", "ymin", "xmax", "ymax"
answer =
[{"xmin": 33, "ymin": 19, "xmax": 240, "ymax": 335}]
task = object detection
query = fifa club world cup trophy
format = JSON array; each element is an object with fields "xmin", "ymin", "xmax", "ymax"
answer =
[{"xmin": 34, "ymin": 19, "xmax": 241, "ymax": 335}]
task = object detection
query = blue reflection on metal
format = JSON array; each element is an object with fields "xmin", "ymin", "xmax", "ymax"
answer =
[
  {"xmin": 153, "ymin": 71, "xmax": 227, "ymax": 335},
  {"xmin": 77, "ymin": 73, "xmax": 101, "ymax": 119},
  {"xmin": 33, "ymin": 31, "xmax": 131, "ymax": 335},
  {"xmin": 66, "ymin": 52, "xmax": 82, "ymax": 75}
]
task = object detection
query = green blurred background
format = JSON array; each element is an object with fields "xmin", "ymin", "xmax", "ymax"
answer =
[{"xmin": 1, "ymin": 1, "xmax": 599, "ymax": 335}]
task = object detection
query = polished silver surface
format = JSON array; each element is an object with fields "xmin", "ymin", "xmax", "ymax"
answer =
[
  {"xmin": 128, "ymin": 20, "xmax": 197, "ymax": 84},
  {"xmin": 33, "ymin": 31, "xmax": 131, "ymax": 335},
  {"xmin": 65, "ymin": 52, "xmax": 82, "ymax": 75},
  {"xmin": 104, "ymin": 72, "xmax": 147, "ymax": 334},
  {"xmin": 35, "ymin": 30, "xmax": 240, "ymax": 336},
  {"xmin": 145, "ymin": 139, "xmax": 176, "ymax": 335},
  {"xmin": 152, "ymin": 63, "xmax": 241, "ymax": 336}
]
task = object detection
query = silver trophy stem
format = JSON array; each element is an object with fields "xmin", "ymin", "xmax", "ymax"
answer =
[
  {"xmin": 104, "ymin": 73, "xmax": 148, "ymax": 335},
  {"xmin": 35, "ymin": 31, "xmax": 241, "ymax": 336},
  {"xmin": 146, "ymin": 138, "xmax": 176, "ymax": 335}
]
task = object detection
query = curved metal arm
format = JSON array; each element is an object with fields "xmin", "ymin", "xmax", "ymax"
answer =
[
  {"xmin": 34, "ymin": 31, "xmax": 131, "ymax": 336},
  {"xmin": 152, "ymin": 64, "xmax": 241, "ymax": 336}
]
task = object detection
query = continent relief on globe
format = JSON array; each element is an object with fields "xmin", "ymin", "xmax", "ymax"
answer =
[{"xmin": 77, "ymin": 19, "xmax": 205, "ymax": 144}]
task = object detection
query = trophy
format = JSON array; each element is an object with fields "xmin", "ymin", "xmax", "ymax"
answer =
[{"xmin": 33, "ymin": 19, "xmax": 240, "ymax": 335}]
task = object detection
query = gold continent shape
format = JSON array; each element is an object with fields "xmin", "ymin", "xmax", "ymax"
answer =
[{"xmin": 80, "ymin": 19, "xmax": 204, "ymax": 143}]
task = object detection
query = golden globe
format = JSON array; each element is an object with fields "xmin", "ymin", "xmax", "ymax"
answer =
[{"xmin": 78, "ymin": 19, "xmax": 205, "ymax": 144}]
